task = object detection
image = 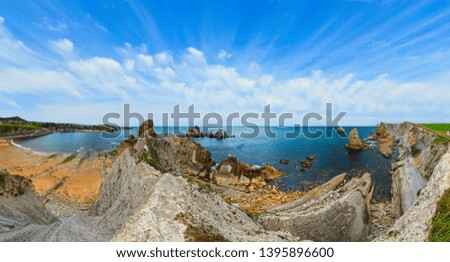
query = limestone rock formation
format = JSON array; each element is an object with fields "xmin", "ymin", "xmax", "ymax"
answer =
[
  {"xmin": 186, "ymin": 126, "xmax": 201, "ymax": 138},
  {"xmin": 387, "ymin": 122, "xmax": 449, "ymax": 218},
  {"xmin": 214, "ymin": 129, "xmax": 229, "ymax": 139},
  {"xmin": 371, "ymin": 123, "xmax": 395, "ymax": 158},
  {"xmin": 138, "ymin": 119, "xmax": 157, "ymax": 139},
  {"xmin": 115, "ymin": 135, "xmax": 137, "ymax": 157},
  {"xmin": 337, "ymin": 127, "xmax": 346, "ymax": 135},
  {"xmin": 345, "ymin": 128, "xmax": 368, "ymax": 150},
  {"xmin": 140, "ymin": 134, "xmax": 215, "ymax": 178},
  {"xmin": 379, "ymin": 146, "xmax": 450, "ymax": 241},
  {"xmin": 259, "ymin": 173, "xmax": 374, "ymax": 241},
  {"xmin": 214, "ymin": 155, "xmax": 284, "ymax": 184},
  {"xmin": 95, "ymin": 147, "xmax": 293, "ymax": 242}
]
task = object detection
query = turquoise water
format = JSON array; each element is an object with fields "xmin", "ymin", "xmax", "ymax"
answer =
[{"xmin": 13, "ymin": 126, "xmax": 395, "ymax": 200}]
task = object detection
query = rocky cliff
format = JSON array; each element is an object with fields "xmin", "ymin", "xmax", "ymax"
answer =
[
  {"xmin": 377, "ymin": 122, "xmax": 450, "ymax": 241},
  {"xmin": 0, "ymin": 116, "xmax": 117, "ymax": 139},
  {"xmin": 95, "ymin": 140, "xmax": 293, "ymax": 241},
  {"xmin": 385, "ymin": 122, "xmax": 448, "ymax": 218}
]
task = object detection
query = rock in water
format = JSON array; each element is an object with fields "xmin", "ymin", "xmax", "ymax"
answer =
[
  {"xmin": 371, "ymin": 123, "xmax": 395, "ymax": 158},
  {"xmin": 138, "ymin": 119, "xmax": 157, "ymax": 139},
  {"xmin": 186, "ymin": 126, "xmax": 201, "ymax": 138},
  {"xmin": 0, "ymin": 169, "xmax": 112, "ymax": 241},
  {"xmin": 345, "ymin": 128, "xmax": 368, "ymax": 150},
  {"xmin": 280, "ymin": 159, "xmax": 289, "ymax": 164},
  {"xmin": 337, "ymin": 127, "xmax": 346, "ymax": 135},
  {"xmin": 214, "ymin": 129, "xmax": 229, "ymax": 139},
  {"xmin": 300, "ymin": 161, "xmax": 312, "ymax": 169},
  {"xmin": 214, "ymin": 155, "xmax": 284, "ymax": 184}
]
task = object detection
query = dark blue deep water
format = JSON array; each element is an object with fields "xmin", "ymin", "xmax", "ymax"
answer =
[{"xmin": 13, "ymin": 126, "xmax": 396, "ymax": 200}]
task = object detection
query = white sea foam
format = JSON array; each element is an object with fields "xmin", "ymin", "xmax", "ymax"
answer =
[{"xmin": 10, "ymin": 139, "xmax": 50, "ymax": 156}]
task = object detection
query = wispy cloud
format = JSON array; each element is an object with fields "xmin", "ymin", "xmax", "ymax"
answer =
[{"xmin": 0, "ymin": 1, "xmax": 450, "ymax": 126}]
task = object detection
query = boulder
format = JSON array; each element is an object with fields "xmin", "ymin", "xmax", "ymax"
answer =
[
  {"xmin": 300, "ymin": 161, "xmax": 312, "ymax": 169},
  {"xmin": 337, "ymin": 127, "xmax": 346, "ymax": 135},
  {"xmin": 214, "ymin": 129, "xmax": 229, "ymax": 139},
  {"xmin": 280, "ymin": 159, "xmax": 289, "ymax": 164},
  {"xmin": 345, "ymin": 128, "xmax": 368, "ymax": 150}
]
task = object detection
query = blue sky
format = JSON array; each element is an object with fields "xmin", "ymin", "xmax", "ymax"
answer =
[{"xmin": 0, "ymin": 0, "xmax": 449, "ymax": 125}]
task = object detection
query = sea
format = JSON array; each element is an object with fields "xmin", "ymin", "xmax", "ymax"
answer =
[{"xmin": 12, "ymin": 126, "xmax": 396, "ymax": 201}]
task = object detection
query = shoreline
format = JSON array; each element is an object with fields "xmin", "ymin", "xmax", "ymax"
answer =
[{"xmin": 0, "ymin": 139, "xmax": 111, "ymax": 216}]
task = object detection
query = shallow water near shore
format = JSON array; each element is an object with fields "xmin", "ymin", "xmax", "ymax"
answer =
[{"xmin": 13, "ymin": 126, "xmax": 396, "ymax": 201}]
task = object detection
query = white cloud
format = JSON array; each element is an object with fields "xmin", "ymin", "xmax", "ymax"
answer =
[
  {"xmin": 0, "ymin": 18, "xmax": 448, "ymax": 125},
  {"xmin": 68, "ymin": 57, "xmax": 141, "ymax": 99},
  {"xmin": 0, "ymin": 18, "xmax": 43, "ymax": 68},
  {"xmin": 153, "ymin": 52, "xmax": 168, "ymax": 64},
  {"xmin": 0, "ymin": 68, "xmax": 80, "ymax": 96},
  {"xmin": 39, "ymin": 17, "xmax": 67, "ymax": 32},
  {"xmin": 187, "ymin": 47, "xmax": 204, "ymax": 58},
  {"xmin": 50, "ymin": 38, "xmax": 74, "ymax": 58},
  {"xmin": 218, "ymin": 49, "xmax": 231, "ymax": 60}
]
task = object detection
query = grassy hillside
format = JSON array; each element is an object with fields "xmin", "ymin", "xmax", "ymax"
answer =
[
  {"xmin": 418, "ymin": 123, "xmax": 450, "ymax": 144},
  {"xmin": 429, "ymin": 188, "xmax": 450, "ymax": 242},
  {"xmin": 0, "ymin": 123, "xmax": 42, "ymax": 130}
]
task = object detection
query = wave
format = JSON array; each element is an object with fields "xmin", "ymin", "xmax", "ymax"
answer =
[
  {"xmin": 10, "ymin": 139, "xmax": 50, "ymax": 156},
  {"xmin": 10, "ymin": 139, "xmax": 31, "ymax": 151}
]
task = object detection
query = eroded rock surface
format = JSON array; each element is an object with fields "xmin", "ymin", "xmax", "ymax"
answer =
[
  {"xmin": 259, "ymin": 173, "xmax": 374, "ymax": 241},
  {"xmin": 371, "ymin": 123, "xmax": 395, "ymax": 158},
  {"xmin": 214, "ymin": 155, "xmax": 284, "ymax": 184},
  {"xmin": 96, "ymin": 147, "xmax": 294, "ymax": 242},
  {"xmin": 378, "ymin": 147, "xmax": 450, "ymax": 241},
  {"xmin": 346, "ymin": 128, "xmax": 368, "ymax": 150},
  {"xmin": 388, "ymin": 122, "xmax": 449, "ymax": 217}
]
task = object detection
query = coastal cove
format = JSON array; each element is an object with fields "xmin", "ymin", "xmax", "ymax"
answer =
[{"xmin": 12, "ymin": 126, "xmax": 396, "ymax": 201}]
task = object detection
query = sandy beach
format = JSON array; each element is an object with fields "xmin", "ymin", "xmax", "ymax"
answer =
[{"xmin": 0, "ymin": 139, "xmax": 110, "ymax": 213}]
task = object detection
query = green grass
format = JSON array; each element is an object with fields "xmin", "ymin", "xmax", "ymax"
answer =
[
  {"xmin": 429, "ymin": 189, "xmax": 450, "ymax": 242},
  {"xmin": 418, "ymin": 123, "xmax": 450, "ymax": 144},
  {"xmin": 62, "ymin": 154, "xmax": 76, "ymax": 164},
  {"xmin": 0, "ymin": 123, "xmax": 42, "ymax": 130},
  {"xmin": 246, "ymin": 211, "xmax": 262, "ymax": 220},
  {"xmin": 47, "ymin": 154, "xmax": 57, "ymax": 159},
  {"xmin": 196, "ymin": 180, "xmax": 211, "ymax": 191},
  {"xmin": 140, "ymin": 154, "xmax": 165, "ymax": 172}
]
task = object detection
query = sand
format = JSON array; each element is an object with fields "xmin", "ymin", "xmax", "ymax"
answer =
[{"xmin": 0, "ymin": 139, "xmax": 111, "ymax": 207}]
